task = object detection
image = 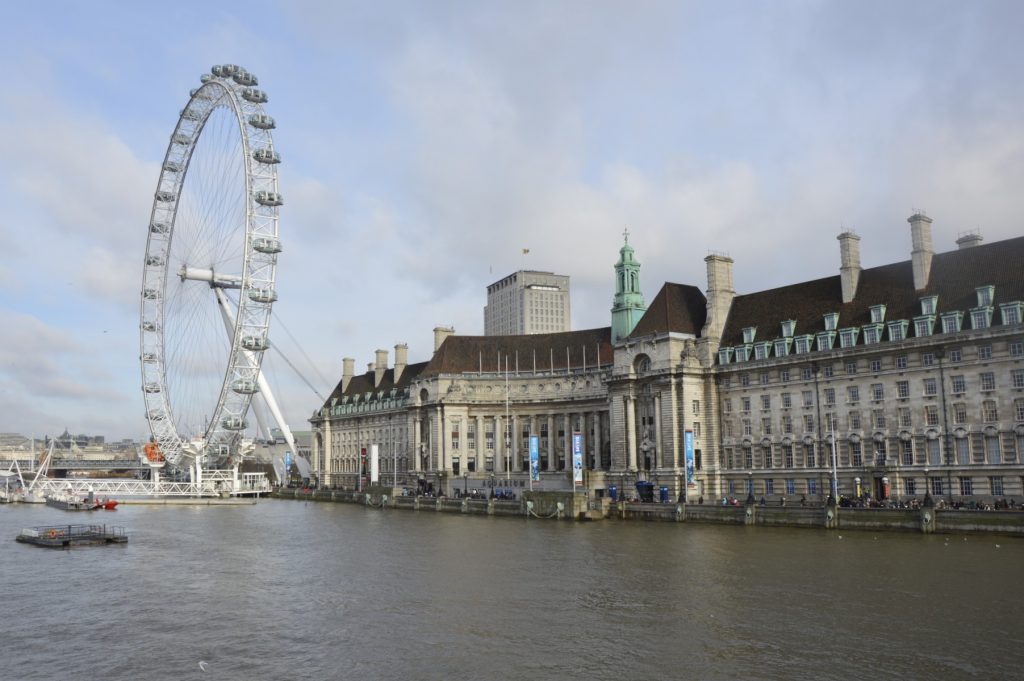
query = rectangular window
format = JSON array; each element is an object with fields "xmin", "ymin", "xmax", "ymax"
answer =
[
  {"xmin": 743, "ymin": 420, "xmax": 752, "ymax": 437},
  {"xmin": 762, "ymin": 418, "xmax": 773, "ymax": 436},
  {"xmin": 785, "ymin": 478, "xmax": 796, "ymax": 495},
  {"xmin": 1016, "ymin": 399, "xmax": 1024, "ymax": 422},
  {"xmin": 898, "ymin": 407, "xmax": 912, "ymax": 428},
  {"xmin": 1011, "ymin": 341, "xmax": 1023, "ymax": 357},
  {"xmin": 956, "ymin": 437, "xmax": 970, "ymax": 465},
  {"xmin": 901, "ymin": 440, "xmax": 914, "ymax": 465},
  {"xmin": 1012, "ymin": 369, "xmax": 1024, "ymax": 389},
  {"xmin": 971, "ymin": 309, "xmax": 991, "ymax": 330},
  {"xmin": 724, "ymin": 398, "xmax": 733, "ymax": 414},
  {"xmin": 804, "ymin": 414, "xmax": 814, "ymax": 432},
  {"xmin": 871, "ymin": 383, "xmax": 884, "ymax": 401},
  {"xmin": 873, "ymin": 410, "xmax": 886, "ymax": 429},
  {"xmin": 743, "ymin": 447, "xmax": 753, "ymax": 469},
  {"xmin": 1002, "ymin": 304, "xmax": 1021, "ymax": 325},
  {"xmin": 928, "ymin": 438, "xmax": 941, "ymax": 465},
  {"xmin": 870, "ymin": 359, "xmax": 882, "ymax": 373},
  {"xmin": 824, "ymin": 388, "xmax": 836, "ymax": 406},
  {"xmin": 742, "ymin": 397, "xmax": 751, "ymax": 412},
  {"xmin": 931, "ymin": 477, "xmax": 943, "ymax": 496},
  {"xmin": 782, "ymin": 393, "xmax": 792, "ymax": 408},
  {"xmin": 840, "ymin": 330, "xmax": 857, "ymax": 348},
  {"xmin": 849, "ymin": 411, "xmax": 861, "ymax": 430},
  {"xmin": 780, "ymin": 369, "xmax": 790, "ymax": 383},
  {"xmin": 951, "ymin": 375, "xmax": 966, "ymax": 394},
  {"xmin": 983, "ymin": 401, "xmax": 999, "ymax": 423},
  {"xmin": 823, "ymin": 365, "xmax": 834, "ymax": 378},
  {"xmin": 980, "ymin": 372, "xmax": 996, "ymax": 391},
  {"xmin": 897, "ymin": 381, "xmax": 910, "ymax": 399},
  {"xmin": 889, "ymin": 323, "xmax": 906, "ymax": 342},
  {"xmin": 923, "ymin": 378, "xmax": 937, "ymax": 396},
  {"xmin": 740, "ymin": 373, "xmax": 750, "ymax": 386},
  {"xmin": 990, "ymin": 476, "xmax": 1005, "ymax": 496},
  {"xmin": 805, "ymin": 444, "xmax": 816, "ymax": 468},
  {"xmin": 802, "ymin": 390, "xmax": 814, "ymax": 408},
  {"xmin": 953, "ymin": 403, "xmax": 968, "ymax": 424},
  {"xmin": 851, "ymin": 442, "xmax": 862, "ymax": 466},
  {"xmin": 905, "ymin": 478, "xmax": 916, "ymax": 496},
  {"xmin": 942, "ymin": 315, "xmax": 960, "ymax": 334},
  {"xmin": 795, "ymin": 337, "xmax": 811, "ymax": 354},
  {"xmin": 692, "ymin": 400, "xmax": 700, "ymax": 415},
  {"xmin": 896, "ymin": 355, "xmax": 908, "ymax": 370},
  {"xmin": 801, "ymin": 366, "xmax": 813, "ymax": 381},
  {"xmin": 847, "ymin": 386, "xmax": 860, "ymax": 403},
  {"xmin": 925, "ymin": 405, "xmax": 939, "ymax": 426},
  {"xmin": 922, "ymin": 353, "xmax": 935, "ymax": 366},
  {"xmin": 754, "ymin": 344, "xmax": 768, "ymax": 360},
  {"xmin": 863, "ymin": 327, "xmax": 879, "ymax": 345},
  {"xmin": 959, "ymin": 477, "xmax": 974, "ymax": 496},
  {"xmin": 760, "ymin": 372, "xmax": 770, "ymax": 385},
  {"xmin": 693, "ymin": 422, "xmax": 701, "ymax": 439},
  {"xmin": 978, "ymin": 345, "xmax": 992, "ymax": 361},
  {"xmin": 915, "ymin": 318, "xmax": 933, "ymax": 337},
  {"xmin": 986, "ymin": 435, "xmax": 1001, "ymax": 464},
  {"xmin": 846, "ymin": 361, "xmax": 857, "ymax": 375},
  {"xmin": 761, "ymin": 395, "xmax": 771, "ymax": 410},
  {"xmin": 949, "ymin": 349, "xmax": 962, "ymax": 362},
  {"xmin": 807, "ymin": 479, "xmax": 818, "ymax": 495}
]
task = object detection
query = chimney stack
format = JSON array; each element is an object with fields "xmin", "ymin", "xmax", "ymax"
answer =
[
  {"xmin": 394, "ymin": 343, "xmax": 408, "ymax": 383},
  {"xmin": 909, "ymin": 212, "xmax": 934, "ymax": 291},
  {"xmin": 341, "ymin": 357, "xmax": 355, "ymax": 392},
  {"xmin": 837, "ymin": 231, "xmax": 862, "ymax": 304},
  {"xmin": 956, "ymin": 231, "xmax": 983, "ymax": 250},
  {"xmin": 701, "ymin": 253, "xmax": 735, "ymax": 341},
  {"xmin": 374, "ymin": 349, "xmax": 388, "ymax": 388},
  {"xmin": 433, "ymin": 326, "xmax": 455, "ymax": 353}
]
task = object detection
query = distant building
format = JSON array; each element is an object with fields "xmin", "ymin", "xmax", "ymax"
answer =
[
  {"xmin": 484, "ymin": 270, "xmax": 570, "ymax": 336},
  {"xmin": 312, "ymin": 215, "xmax": 1024, "ymax": 506}
]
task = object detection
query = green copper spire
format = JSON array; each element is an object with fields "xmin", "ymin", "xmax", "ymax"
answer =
[{"xmin": 611, "ymin": 228, "xmax": 646, "ymax": 343}]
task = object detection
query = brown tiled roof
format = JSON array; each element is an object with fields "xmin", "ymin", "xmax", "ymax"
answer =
[
  {"xmin": 720, "ymin": 235, "xmax": 1024, "ymax": 346},
  {"xmin": 420, "ymin": 327, "xmax": 613, "ymax": 377},
  {"xmin": 629, "ymin": 282, "xmax": 707, "ymax": 338},
  {"xmin": 323, "ymin": 360, "xmax": 429, "ymax": 407}
]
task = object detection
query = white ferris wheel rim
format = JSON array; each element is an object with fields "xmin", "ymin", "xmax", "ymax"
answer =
[{"xmin": 140, "ymin": 64, "xmax": 282, "ymax": 468}]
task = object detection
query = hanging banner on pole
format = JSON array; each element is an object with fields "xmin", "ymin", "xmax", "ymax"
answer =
[
  {"xmin": 370, "ymin": 444, "xmax": 380, "ymax": 484},
  {"xmin": 529, "ymin": 435, "xmax": 540, "ymax": 481},
  {"xmin": 684, "ymin": 430, "xmax": 695, "ymax": 487},
  {"xmin": 572, "ymin": 432, "xmax": 583, "ymax": 486}
]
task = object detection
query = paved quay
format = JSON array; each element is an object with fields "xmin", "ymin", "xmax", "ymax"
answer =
[{"xmin": 274, "ymin": 487, "xmax": 1024, "ymax": 537}]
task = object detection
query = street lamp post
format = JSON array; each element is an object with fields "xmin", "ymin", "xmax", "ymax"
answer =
[{"xmin": 746, "ymin": 470, "xmax": 755, "ymax": 505}]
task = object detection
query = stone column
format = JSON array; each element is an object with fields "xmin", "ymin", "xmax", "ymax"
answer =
[
  {"xmin": 476, "ymin": 414, "xmax": 484, "ymax": 471},
  {"xmin": 592, "ymin": 412, "xmax": 602, "ymax": 470},
  {"xmin": 654, "ymin": 393, "xmax": 663, "ymax": 468},
  {"xmin": 436, "ymin": 405, "xmax": 445, "ymax": 472},
  {"xmin": 413, "ymin": 414, "xmax": 422, "ymax": 473},
  {"xmin": 494, "ymin": 414, "xmax": 504, "ymax": 477},
  {"xmin": 626, "ymin": 396, "xmax": 638, "ymax": 471},
  {"xmin": 547, "ymin": 414, "xmax": 556, "ymax": 470}
]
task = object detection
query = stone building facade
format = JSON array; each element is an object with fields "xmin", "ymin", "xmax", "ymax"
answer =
[{"xmin": 310, "ymin": 214, "xmax": 1024, "ymax": 504}]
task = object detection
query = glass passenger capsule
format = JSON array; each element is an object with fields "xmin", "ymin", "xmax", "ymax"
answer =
[
  {"xmin": 144, "ymin": 382, "xmax": 161, "ymax": 393},
  {"xmin": 142, "ymin": 288, "xmax": 160, "ymax": 300},
  {"xmin": 221, "ymin": 416, "xmax": 248, "ymax": 431},
  {"xmin": 150, "ymin": 222, "xmax": 169, "ymax": 235},
  {"xmin": 233, "ymin": 70, "xmax": 258, "ymax": 87},
  {"xmin": 163, "ymin": 160, "xmax": 182, "ymax": 173},
  {"xmin": 155, "ymin": 191, "xmax": 175, "ymax": 203},
  {"xmin": 172, "ymin": 133, "xmax": 192, "ymax": 145},
  {"xmin": 142, "ymin": 352, "xmax": 158, "ymax": 362},
  {"xmin": 147, "ymin": 410, "xmax": 166, "ymax": 421},
  {"xmin": 248, "ymin": 114, "xmax": 276, "ymax": 130},
  {"xmin": 252, "ymin": 148, "xmax": 280, "ymax": 164},
  {"xmin": 241, "ymin": 335, "xmax": 269, "ymax": 351},
  {"xmin": 252, "ymin": 236, "xmax": 282, "ymax": 254},
  {"xmin": 141, "ymin": 321, "xmax": 158, "ymax": 332},
  {"xmin": 247, "ymin": 287, "xmax": 278, "ymax": 304},
  {"xmin": 242, "ymin": 88, "xmax": 267, "ymax": 104},
  {"xmin": 254, "ymin": 190, "xmax": 283, "ymax": 206},
  {"xmin": 231, "ymin": 379, "xmax": 259, "ymax": 394},
  {"xmin": 146, "ymin": 255, "xmax": 164, "ymax": 267}
]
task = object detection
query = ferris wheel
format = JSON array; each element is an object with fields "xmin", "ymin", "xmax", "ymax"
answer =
[{"xmin": 140, "ymin": 63, "xmax": 290, "ymax": 470}]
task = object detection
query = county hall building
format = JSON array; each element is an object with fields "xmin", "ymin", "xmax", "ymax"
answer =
[{"xmin": 309, "ymin": 212, "xmax": 1024, "ymax": 505}]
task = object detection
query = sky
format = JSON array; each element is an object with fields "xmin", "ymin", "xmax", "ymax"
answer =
[{"xmin": 2, "ymin": 0, "xmax": 1024, "ymax": 441}]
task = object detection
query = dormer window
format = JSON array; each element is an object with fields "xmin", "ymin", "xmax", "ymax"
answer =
[
  {"xmin": 1000, "ymin": 301, "xmax": 1022, "ymax": 326},
  {"xmin": 870, "ymin": 305, "xmax": 886, "ymax": 324},
  {"xmin": 718, "ymin": 347, "xmax": 734, "ymax": 365},
  {"xmin": 823, "ymin": 313, "xmax": 839, "ymax": 331},
  {"xmin": 839, "ymin": 328, "xmax": 859, "ymax": 349},
  {"xmin": 970, "ymin": 306, "xmax": 992, "ymax": 330},
  {"xmin": 742, "ymin": 327, "xmax": 757, "ymax": 344},
  {"xmin": 753, "ymin": 342, "xmax": 771, "ymax": 361},
  {"xmin": 794, "ymin": 335, "xmax": 813, "ymax": 355},
  {"xmin": 976, "ymin": 285, "xmax": 994, "ymax": 307},
  {"xmin": 816, "ymin": 331, "xmax": 836, "ymax": 352},
  {"xmin": 734, "ymin": 346, "xmax": 749, "ymax": 362},
  {"xmin": 941, "ymin": 311, "xmax": 963, "ymax": 334},
  {"xmin": 914, "ymin": 315, "xmax": 935, "ymax": 337},
  {"xmin": 862, "ymin": 324, "xmax": 882, "ymax": 345},
  {"xmin": 887, "ymin": 320, "xmax": 908, "ymax": 342},
  {"xmin": 781, "ymin": 320, "xmax": 796, "ymax": 338},
  {"xmin": 920, "ymin": 296, "xmax": 938, "ymax": 315},
  {"xmin": 774, "ymin": 338, "xmax": 792, "ymax": 357}
]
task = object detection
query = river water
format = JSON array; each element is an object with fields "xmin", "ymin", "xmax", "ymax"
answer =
[{"xmin": 2, "ymin": 500, "xmax": 1022, "ymax": 680}]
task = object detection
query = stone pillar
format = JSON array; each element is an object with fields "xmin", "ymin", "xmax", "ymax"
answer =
[
  {"xmin": 436, "ymin": 405, "xmax": 445, "ymax": 472},
  {"xmin": 654, "ymin": 393, "xmax": 663, "ymax": 468},
  {"xmin": 547, "ymin": 414, "xmax": 556, "ymax": 470},
  {"xmin": 495, "ymin": 414, "xmax": 504, "ymax": 477},
  {"xmin": 413, "ymin": 415, "xmax": 422, "ymax": 473},
  {"xmin": 510, "ymin": 414, "xmax": 518, "ymax": 477},
  {"xmin": 476, "ymin": 414, "xmax": 484, "ymax": 471},
  {"xmin": 564, "ymin": 413, "xmax": 573, "ymax": 472},
  {"xmin": 626, "ymin": 396, "xmax": 638, "ymax": 472},
  {"xmin": 593, "ymin": 412, "xmax": 602, "ymax": 470}
]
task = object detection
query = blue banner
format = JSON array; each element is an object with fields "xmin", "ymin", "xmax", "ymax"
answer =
[
  {"xmin": 529, "ymin": 435, "xmax": 540, "ymax": 481},
  {"xmin": 684, "ymin": 430, "xmax": 695, "ymax": 486},
  {"xmin": 572, "ymin": 432, "xmax": 583, "ymax": 486}
]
